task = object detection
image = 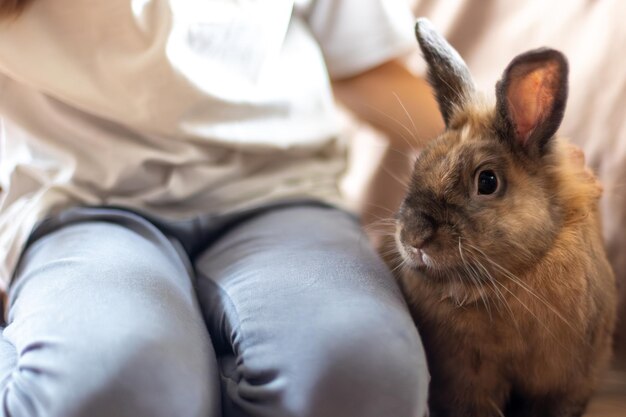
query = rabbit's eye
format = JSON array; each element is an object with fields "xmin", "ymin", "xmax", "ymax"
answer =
[{"xmin": 477, "ymin": 170, "xmax": 498, "ymax": 195}]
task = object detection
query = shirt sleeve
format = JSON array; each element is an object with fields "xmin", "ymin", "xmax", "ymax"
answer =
[{"xmin": 304, "ymin": 0, "xmax": 416, "ymax": 79}]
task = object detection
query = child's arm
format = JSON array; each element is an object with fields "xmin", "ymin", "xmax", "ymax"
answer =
[
  {"xmin": 333, "ymin": 59, "xmax": 443, "ymax": 151},
  {"xmin": 333, "ymin": 59, "xmax": 444, "ymax": 240},
  {"xmin": 0, "ymin": 0, "xmax": 34, "ymax": 19}
]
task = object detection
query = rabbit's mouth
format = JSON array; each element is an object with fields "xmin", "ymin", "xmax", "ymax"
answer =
[
  {"xmin": 395, "ymin": 224, "xmax": 441, "ymax": 272},
  {"xmin": 400, "ymin": 242, "xmax": 435, "ymax": 269},
  {"xmin": 394, "ymin": 221, "xmax": 481, "ymax": 281}
]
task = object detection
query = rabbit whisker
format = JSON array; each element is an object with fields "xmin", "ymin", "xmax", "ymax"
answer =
[
  {"xmin": 464, "ymin": 241, "xmax": 588, "ymax": 346},
  {"xmin": 458, "ymin": 238, "xmax": 493, "ymax": 319},
  {"xmin": 392, "ymin": 91, "xmax": 422, "ymax": 142},
  {"xmin": 463, "ymin": 244, "xmax": 522, "ymax": 335},
  {"xmin": 380, "ymin": 164, "xmax": 411, "ymax": 188},
  {"xmin": 362, "ymin": 104, "xmax": 420, "ymax": 151}
]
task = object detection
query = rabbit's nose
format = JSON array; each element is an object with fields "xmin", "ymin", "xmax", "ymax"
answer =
[
  {"xmin": 409, "ymin": 237, "xmax": 428, "ymax": 250},
  {"xmin": 406, "ymin": 233, "xmax": 431, "ymax": 250},
  {"xmin": 402, "ymin": 213, "xmax": 437, "ymax": 249}
]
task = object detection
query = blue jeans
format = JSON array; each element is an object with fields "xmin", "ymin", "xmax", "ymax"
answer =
[{"xmin": 1, "ymin": 203, "xmax": 428, "ymax": 417}]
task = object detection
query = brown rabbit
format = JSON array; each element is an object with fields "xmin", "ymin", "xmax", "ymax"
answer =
[{"xmin": 384, "ymin": 18, "xmax": 617, "ymax": 417}]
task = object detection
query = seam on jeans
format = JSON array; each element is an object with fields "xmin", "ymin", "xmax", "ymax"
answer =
[
  {"xmin": 194, "ymin": 267, "xmax": 255, "ymax": 415},
  {"xmin": 196, "ymin": 269, "xmax": 288, "ymax": 415},
  {"xmin": 194, "ymin": 269, "xmax": 244, "ymax": 359}
]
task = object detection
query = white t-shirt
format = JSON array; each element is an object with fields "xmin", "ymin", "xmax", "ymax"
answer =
[{"xmin": 0, "ymin": 0, "xmax": 414, "ymax": 288}]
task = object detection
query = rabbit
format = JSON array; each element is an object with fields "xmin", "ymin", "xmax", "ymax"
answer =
[{"xmin": 383, "ymin": 18, "xmax": 618, "ymax": 417}]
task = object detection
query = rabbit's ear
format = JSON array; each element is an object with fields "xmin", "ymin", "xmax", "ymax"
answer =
[
  {"xmin": 495, "ymin": 48, "xmax": 568, "ymax": 156},
  {"xmin": 415, "ymin": 18, "xmax": 476, "ymax": 127}
]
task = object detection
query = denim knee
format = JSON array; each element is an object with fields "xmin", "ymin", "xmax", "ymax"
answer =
[
  {"xmin": 297, "ymin": 314, "xmax": 430, "ymax": 417},
  {"xmin": 0, "ymin": 220, "xmax": 220, "ymax": 417},
  {"xmin": 0, "ymin": 316, "xmax": 219, "ymax": 417}
]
